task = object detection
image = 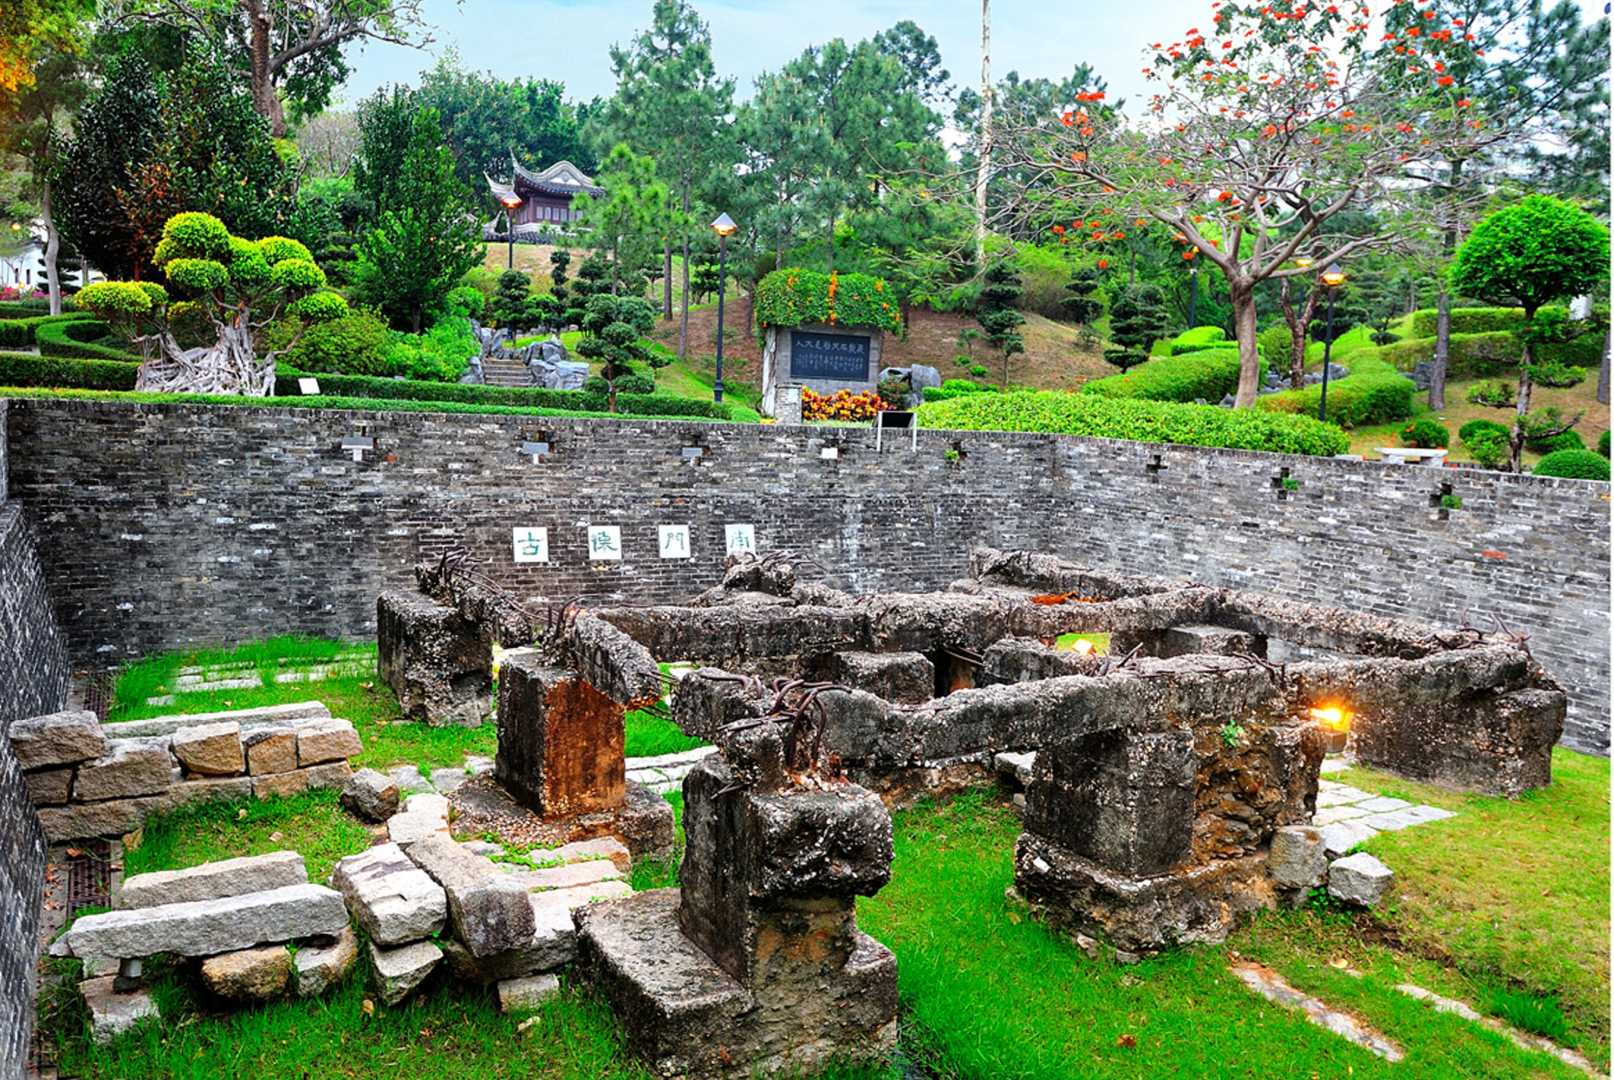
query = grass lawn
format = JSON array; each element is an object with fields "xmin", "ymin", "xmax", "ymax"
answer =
[{"xmin": 122, "ymin": 788, "xmax": 373, "ymax": 883}]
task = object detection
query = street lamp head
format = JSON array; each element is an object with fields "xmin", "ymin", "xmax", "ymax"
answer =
[
  {"xmin": 711, "ymin": 212, "xmax": 737, "ymax": 237},
  {"xmin": 1294, "ymin": 256, "xmax": 1314, "ymax": 269},
  {"xmin": 499, "ymin": 195, "xmax": 521, "ymax": 210},
  {"xmin": 1320, "ymin": 263, "xmax": 1347, "ymax": 288}
]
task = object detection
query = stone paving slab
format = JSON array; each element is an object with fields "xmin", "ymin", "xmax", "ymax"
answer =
[
  {"xmin": 1231, "ymin": 961, "xmax": 1403, "ymax": 1061},
  {"xmin": 1395, "ymin": 984, "xmax": 1604, "ymax": 1078},
  {"xmin": 1311, "ymin": 778, "xmax": 1456, "ymax": 853}
]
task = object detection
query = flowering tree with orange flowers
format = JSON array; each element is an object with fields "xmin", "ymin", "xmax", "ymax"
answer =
[{"xmin": 994, "ymin": 0, "xmax": 1496, "ymax": 407}]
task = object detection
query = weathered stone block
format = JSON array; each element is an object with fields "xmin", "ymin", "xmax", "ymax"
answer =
[
  {"xmin": 369, "ymin": 939, "xmax": 442, "ymax": 1005},
  {"xmin": 201, "ymin": 945, "xmax": 291, "ymax": 1001},
  {"xmin": 498, "ymin": 973, "xmax": 560, "ymax": 1012},
  {"xmin": 1327, "ymin": 852, "xmax": 1393, "ymax": 907},
  {"xmin": 10, "ymin": 710, "xmax": 106, "ymax": 769},
  {"xmin": 377, "ymin": 590, "xmax": 493, "ymax": 727},
  {"xmin": 294, "ymin": 926, "xmax": 357, "ymax": 997},
  {"xmin": 816, "ymin": 651, "xmax": 935, "ymax": 705},
  {"xmin": 56, "ymin": 883, "xmax": 350, "ymax": 961},
  {"xmin": 495, "ymin": 651, "xmax": 625, "ymax": 818},
  {"xmin": 120, "ymin": 851, "xmax": 307, "ymax": 910},
  {"xmin": 252, "ymin": 770, "xmax": 310, "ymax": 800},
  {"xmin": 35, "ymin": 777, "xmax": 253, "ymax": 841},
  {"xmin": 171, "ymin": 721, "xmax": 243, "ymax": 777},
  {"xmin": 80, "ymin": 976, "xmax": 159, "ymax": 1045},
  {"xmin": 244, "ymin": 728, "xmax": 297, "ymax": 775},
  {"xmin": 295, "ymin": 718, "xmax": 362, "ymax": 765},
  {"xmin": 1268, "ymin": 826, "xmax": 1327, "ymax": 890},
  {"xmin": 74, "ymin": 739, "xmax": 174, "ymax": 801},
  {"xmin": 1160, "ymin": 624, "xmax": 1264, "ymax": 659},
  {"xmin": 24, "ymin": 766, "xmax": 73, "ymax": 806},
  {"xmin": 341, "ymin": 767, "xmax": 399, "ymax": 822},
  {"xmin": 330, "ymin": 843, "xmax": 447, "ymax": 946},
  {"xmin": 669, "ymin": 669, "xmax": 764, "ymax": 739},
  {"xmin": 406, "ymin": 834, "xmax": 535, "ymax": 958}
]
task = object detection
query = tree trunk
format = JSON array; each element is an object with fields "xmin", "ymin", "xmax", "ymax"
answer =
[
  {"xmin": 1429, "ymin": 288, "xmax": 1451, "ymax": 411},
  {"xmin": 41, "ymin": 179, "xmax": 61, "ymax": 317},
  {"xmin": 973, "ymin": 0, "xmax": 992, "ymax": 271},
  {"xmin": 1597, "ymin": 331, "xmax": 1609, "ymax": 406},
  {"xmin": 1509, "ymin": 325, "xmax": 1535, "ymax": 473},
  {"xmin": 245, "ymin": 0, "xmax": 286, "ymax": 137},
  {"xmin": 678, "ymin": 190, "xmax": 690, "ymax": 360},
  {"xmin": 135, "ymin": 320, "xmax": 274, "ymax": 396},
  {"xmin": 412, "ymin": 307, "xmax": 422, "ymax": 334},
  {"xmin": 1230, "ymin": 282, "xmax": 1260, "ymax": 408},
  {"xmin": 1288, "ymin": 329, "xmax": 1306, "ymax": 390},
  {"xmin": 662, "ymin": 242, "xmax": 672, "ymax": 319}
]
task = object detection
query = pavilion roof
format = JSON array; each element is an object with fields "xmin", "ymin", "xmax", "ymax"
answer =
[{"xmin": 508, "ymin": 154, "xmax": 603, "ymax": 198}]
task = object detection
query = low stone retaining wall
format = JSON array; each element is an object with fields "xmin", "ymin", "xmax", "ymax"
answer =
[{"xmin": 11, "ymin": 702, "xmax": 362, "ymax": 842}]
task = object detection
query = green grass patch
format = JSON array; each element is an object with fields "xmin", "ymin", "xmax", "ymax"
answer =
[
  {"xmin": 1484, "ymin": 988, "xmax": 1570, "ymax": 1042},
  {"xmin": 623, "ymin": 709, "xmax": 706, "ymax": 758},
  {"xmin": 122, "ymin": 789, "xmax": 371, "ymax": 883},
  {"xmin": 1053, "ymin": 631, "xmax": 1111, "ymax": 653},
  {"xmin": 629, "ymin": 790, "xmax": 684, "ymax": 893}
]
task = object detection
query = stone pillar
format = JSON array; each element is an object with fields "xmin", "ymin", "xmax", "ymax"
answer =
[
  {"xmin": 494, "ymin": 649, "xmax": 625, "ymax": 818},
  {"xmin": 377, "ymin": 592, "xmax": 492, "ymax": 727}
]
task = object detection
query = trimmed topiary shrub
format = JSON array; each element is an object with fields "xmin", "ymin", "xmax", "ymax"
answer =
[
  {"xmin": 1459, "ymin": 418, "xmax": 1511, "ymax": 445},
  {"xmin": 1466, "ymin": 429, "xmax": 1509, "ymax": 468},
  {"xmin": 1257, "ymin": 324, "xmax": 1292, "ymax": 369},
  {"xmin": 262, "ymin": 308, "xmax": 392, "ymax": 377},
  {"xmin": 1400, "ymin": 418, "xmax": 1450, "ymax": 448},
  {"xmin": 918, "ymin": 388, "xmax": 1350, "ymax": 456},
  {"xmin": 34, "ymin": 318, "xmax": 139, "ymax": 361},
  {"xmin": 1255, "ymin": 356, "xmax": 1415, "ymax": 427},
  {"xmin": 1167, "ymin": 326, "xmax": 1228, "ymax": 355},
  {"xmin": 1533, "ymin": 449, "xmax": 1611, "ymax": 480},
  {"xmin": 1533, "ymin": 430, "xmax": 1585, "ymax": 455},
  {"xmin": 0, "ymin": 311, "xmax": 98, "ymax": 348},
  {"xmin": 922, "ymin": 379, "xmax": 999, "ymax": 403},
  {"xmin": 583, "ymin": 373, "xmax": 655, "ymax": 396},
  {"xmin": 0, "ymin": 352, "xmax": 141, "ymax": 390},
  {"xmin": 1082, "ymin": 347, "xmax": 1257, "ymax": 403}
]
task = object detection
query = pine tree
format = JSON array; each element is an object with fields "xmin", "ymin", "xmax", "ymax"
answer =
[
  {"xmin": 490, "ymin": 270, "xmax": 531, "ymax": 329},
  {"xmin": 1062, "ymin": 267, "xmax": 1104, "ymax": 325},
  {"xmin": 977, "ymin": 257, "xmax": 1025, "ymax": 386},
  {"xmin": 1104, "ymin": 284, "xmax": 1169, "ymax": 373},
  {"xmin": 549, "ymin": 248, "xmax": 570, "ymax": 305},
  {"xmin": 565, "ymin": 254, "xmax": 611, "ymax": 328}
]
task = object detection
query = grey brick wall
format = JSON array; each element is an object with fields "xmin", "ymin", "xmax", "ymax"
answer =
[
  {"xmin": 0, "ymin": 399, "xmax": 59, "ymax": 1079},
  {"xmin": 4, "ymin": 397, "xmax": 1608, "ymax": 754}
]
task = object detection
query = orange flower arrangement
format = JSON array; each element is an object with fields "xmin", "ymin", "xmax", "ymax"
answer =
[{"xmin": 802, "ymin": 387, "xmax": 891, "ymax": 422}]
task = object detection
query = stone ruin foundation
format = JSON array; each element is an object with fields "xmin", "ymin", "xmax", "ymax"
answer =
[
  {"xmin": 575, "ymin": 716, "xmax": 897, "ymax": 1078},
  {"xmin": 379, "ymin": 555, "xmax": 674, "ymax": 857},
  {"xmin": 584, "ymin": 548, "xmax": 1563, "ymax": 957}
]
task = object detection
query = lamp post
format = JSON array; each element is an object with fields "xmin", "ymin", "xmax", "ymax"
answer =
[
  {"xmin": 498, "ymin": 194, "xmax": 522, "ymax": 270},
  {"xmin": 710, "ymin": 212, "xmax": 737, "ymax": 403},
  {"xmin": 1317, "ymin": 263, "xmax": 1347, "ymax": 424}
]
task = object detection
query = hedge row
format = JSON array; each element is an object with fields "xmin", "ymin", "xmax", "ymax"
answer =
[
  {"xmin": 1167, "ymin": 326, "xmax": 1229, "ymax": 355},
  {"xmin": 0, "ymin": 300, "xmax": 52, "ymax": 319},
  {"xmin": 918, "ymin": 388, "xmax": 1350, "ymax": 456},
  {"xmin": 0, "ymin": 311, "xmax": 96, "ymax": 347},
  {"xmin": 1082, "ymin": 346, "xmax": 1260, "ymax": 404},
  {"xmin": 0, "ymin": 352, "xmax": 140, "ymax": 390},
  {"xmin": 273, "ymin": 367, "xmax": 735, "ymax": 420},
  {"xmin": 921, "ymin": 379, "xmax": 999, "ymax": 403},
  {"xmin": 1407, "ymin": 305, "xmax": 1567, "ymax": 337},
  {"xmin": 1255, "ymin": 356, "xmax": 1415, "ymax": 428},
  {"xmin": 35, "ymin": 318, "xmax": 139, "ymax": 361},
  {"xmin": 1373, "ymin": 329, "xmax": 1603, "ymax": 380},
  {"xmin": 0, "ymin": 386, "xmax": 644, "ymax": 421},
  {"xmin": 753, "ymin": 268, "xmax": 903, "ymax": 335}
]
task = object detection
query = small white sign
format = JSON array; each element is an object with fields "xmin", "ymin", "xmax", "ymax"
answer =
[
  {"xmin": 658, "ymin": 524, "xmax": 692, "ymax": 559},
  {"xmin": 511, "ymin": 527, "xmax": 549, "ymax": 563},
  {"xmin": 725, "ymin": 523, "xmax": 757, "ymax": 556},
  {"xmin": 587, "ymin": 525, "xmax": 623, "ymax": 561},
  {"xmin": 298, "ymin": 377, "xmax": 320, "ymax": 395}
]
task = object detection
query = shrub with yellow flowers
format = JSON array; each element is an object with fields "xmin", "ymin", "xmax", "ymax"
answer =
[{"xmin": 801, "ymin": 386, "xmax": 892, "ymax": 422}]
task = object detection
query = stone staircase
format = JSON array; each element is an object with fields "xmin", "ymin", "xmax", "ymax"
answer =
[{"xmin": 481, "ymin": 358, "xmax": 534, "ymax": 387}]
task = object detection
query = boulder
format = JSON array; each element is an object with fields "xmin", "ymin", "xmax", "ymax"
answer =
[
  {"xmin": 171, "ymin": 721, "xmax": 244, "ymax": 777},
  {"xmin": 369, "ymin": 939, "xmax": 442, "ymax": 1006},
  {"xmin": 294, "ymin": 926, "xmax": 358, "ymax": 997},
  {"xmin": 295, "ymin": 718, "xmax": 363, "ymax": 765},
  {"xmin": 75, "ymin": 740, "xmax": 174, "ymax": 801},
  {"xmin": 498, "ymin": 973, "xmax": 560, "ymax": 1012},
  {"xmin": 406, "ymin": 834, "xmax": 535, "ymax": 958},
  {"xmin": 10, "ymin": 710, "xmax": 106, "ymax": 769},
  {"xmin": 330, "ymin": 843, "xmax": 448, "ymax": 946},
  {"xmin": 56, "ymin": 883, "xmax": 349, "ymax": 961},
  {"xmin": 120, "ymin": 851, "xmax": 307, "ymax": 910},
  {"xmin": 245, "ymin": 728, "xmax": 298, "ymax": 775},
  {"xmin": 80, "ymin": 976, "xmax": 159, "ymax": 1045},
  {"xmin": 1269, "ymin": 826, "xmax": 1328, "ymax": 890},
  {"xmin": 908, "ymin": 364, "xmax": 942, "ymax": 393},
  {"xmin": 1327, "ymin": 852, "xmax": 1394, "ymax": 908},
  {"xmin": 201, "ymin": 945, "xmax": 291, "ymax": 1001},
  {"xmin": 341, "ymin": 768, "xmax": 400, "ymax": 822}
]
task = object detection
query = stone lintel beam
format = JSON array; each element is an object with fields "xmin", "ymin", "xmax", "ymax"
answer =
[
  {"xmin": 567, "ymin": 611, "xmax": 664, "ymax": 708},
  {"xmin": 592, "ymin": 606, "xmax": 871, "ymax": 665},
  {"xmin": 1209, "ymin": 590, "xmax": 1469, "ymax": 659},
  {"xmin": 966, "ymin": 546, "xmax": 1188, "ymax": 599},
  {"xmin": 669, "ymin": 669, "xmax": 765, "ymax": 740}
]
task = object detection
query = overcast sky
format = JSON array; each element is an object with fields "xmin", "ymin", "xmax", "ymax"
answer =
[{"xmin": 339, "ymin": 0, "xmax": 1610, "ymax": 116}]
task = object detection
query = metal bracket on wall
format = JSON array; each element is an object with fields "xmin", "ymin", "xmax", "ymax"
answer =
[{"xmin": 875, "ymin": 410, "xmax": 917, "ymax": 453}]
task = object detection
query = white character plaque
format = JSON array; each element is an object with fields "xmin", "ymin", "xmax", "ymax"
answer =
[{"xmin": 512, "ymin": 527, "xmax": 549, "ymax": 564}]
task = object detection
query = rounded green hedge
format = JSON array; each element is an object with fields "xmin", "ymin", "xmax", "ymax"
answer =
[
  {"xmin": 1459, "ymin": 418, "xmax": 1510, "ymax": 444},
  {"xmin": 34, "ymin": 318, "xmax": 138, "ymax": 361},
  {"xmin": 918, "ymin": 388, "xmax": 1350, "ymax": 456},
  {"xmin": 0, "ymin": 311, "xmax": 98, "ymax": 348},
  {"xmin": 0, "ymin": 351, "xmax": 140, "ymax": 390},
  {"xmin": 1255, "ymin": 356, "xmax": 1415, "ymax": 427},
  {"xmin": 1534, "ymin": 449, "xmax": 1611, "ymax": 480},
  {"xmin": 1082, "ymin": 347, "xmax": 1258, "ymax": 404},
  {"xmin": 753, "ymin": 268, "xmax": 902, "ymax": 336},
  {"xmin": 1400, "ymin": 418, "xmax": 1450, "ymax": 448},
  {"xmin": 1532, "ymin": 430, "xmax": 1585, "ymax": 455},
  {"xmin": 1167, "ymin": 326, "xmax": 1228, "ymax": 355}
]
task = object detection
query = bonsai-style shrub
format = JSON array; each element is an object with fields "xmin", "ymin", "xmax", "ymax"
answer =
[
  {"xmin": 1533, "ymin": 449, "xmax": 1611, "ymax": 481},
  {"xmin": 1466, "ymin": 379, "xmax": 1516, "ymax": 408},
  {"xmin": 1104, "ymin": 285, "xmax": 1171, "ymax": 373},
  {"xmin": 1400, "ymin": 419, "xmax": 1450, "ymax": 449},
  {"xmin": 490, "ymin": 270, "xmax": 533, "ymax": 329},
  {"xmin": 77, "ymin": 212, "xmax": 346, "ymax": 395},
  {"xmin": 575, "ymin": 293, "xmax": 656, "ymax": 412},
  {"xmin": 1449, "ymin": 196, "xmax": 1610, "ymax": 470},
  {"xmin": 1459, "ymin": 418, "xmax": 1511, "ymax": 445},
  {"xmin": 1466, "ymin": 429, "xmax": 1509, "ymax": 469}
]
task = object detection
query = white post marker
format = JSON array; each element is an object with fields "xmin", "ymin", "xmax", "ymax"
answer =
[
  {"xmin": 587, "ymin": 525, "xmax": 623, "ymax": 561},
  {"xmin": 725, "ymin": 523, "xmax": 757, "ymax": 556},
  {"xmin": 512, "ymin": 527, "xmax": 549, "ymax": 563},
  {"xmin": 658, "ymin": 524, "xmax": 692, "ymax": 559}
]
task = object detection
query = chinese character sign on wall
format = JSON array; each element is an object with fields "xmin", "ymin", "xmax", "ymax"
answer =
[
  {"xmin": 588, "ymin": 525, "xmax": 623, "ymax": 561},
  {"xmin": 511, "ymin": 527, "xmax": 549, "ymax": 564},
  {"xmin": 658, "ymin": 524, "xmax": 691, "ymax": 559},
  {"xmin": 725, "ymin": 523, "xmax": 757, "ymax": 556}
]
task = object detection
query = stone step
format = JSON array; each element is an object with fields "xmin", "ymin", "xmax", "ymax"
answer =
[
  {"xmin": 55, "ymin": 883, "xmax": 349, "ymax": 961},
  {"xmin": 120, "ymin": 851, "xmax": 307, "ymax": 910},
  {"xmin": 107, "ymin": 701, "xmax": 331, "ymax": 740}
]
